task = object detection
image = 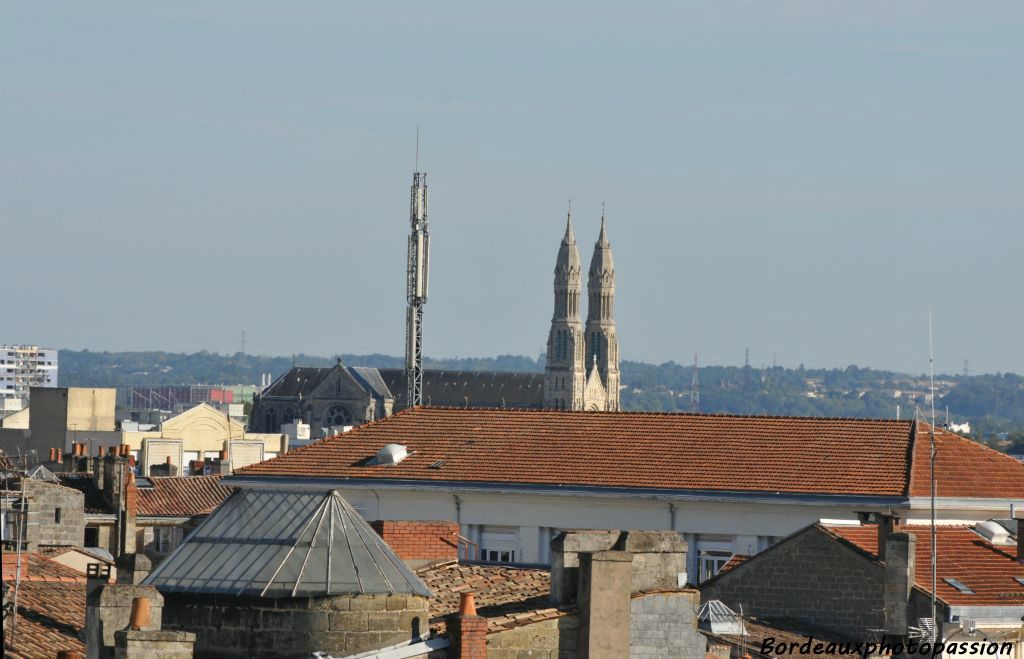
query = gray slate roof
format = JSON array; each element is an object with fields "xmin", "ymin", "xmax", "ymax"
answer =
[
  {"xmin": 144, "ymin": 488, "xmax": 431, "ymax": 598},
  {"xmin": 379, "ymin": 368, "xmax": 544, "ymax": 410},
  {"xmin": 260, "ymin": 367, "xmax": 335, "ymax": 398}
]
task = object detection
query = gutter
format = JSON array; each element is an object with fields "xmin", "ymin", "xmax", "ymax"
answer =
[{"xmin": 224, "ymin": 476, "xmax": 907, "ymax": 509}]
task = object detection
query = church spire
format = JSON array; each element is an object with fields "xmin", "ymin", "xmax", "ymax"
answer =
[
  {"xmin": 585, "ymin": 209, "xmax": 620, "ymax": 411},
  {"xmin": 545, "ymin": 203, "xmax": 585, "ymax": 411}
]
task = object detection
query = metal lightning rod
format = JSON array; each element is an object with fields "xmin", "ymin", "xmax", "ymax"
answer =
[{"xmin": 928, "ymin": 311, "xmax": 937, "ymax": 641}]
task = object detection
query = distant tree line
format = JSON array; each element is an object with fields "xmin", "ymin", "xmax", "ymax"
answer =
[{"xmin": 57, "ymin": 350, "xmax": 1024, "ymax": 455}]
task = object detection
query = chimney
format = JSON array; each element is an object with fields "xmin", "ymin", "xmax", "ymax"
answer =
[
  {"xmin": 93, "ymin": 446, "xmax": 105, "ymax": 491},
  {"xmin": 578, "ymin": 550, "xmax": 632, "ymax": 659},
  {"xmin": 883, "ymin": 532, "xmax": 917, "ymax": 637},
  {"xmin": 877, "ymin": 513, "xmax": 899, "ymax": 561},
  {"xmin": 449, "ymin": 592, "xmax": 487, "ymax": 659}
]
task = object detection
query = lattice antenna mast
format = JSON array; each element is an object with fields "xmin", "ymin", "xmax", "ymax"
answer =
[{"xmin": 405, "ymin": 143, "xmax": 430, "ymax": 407}]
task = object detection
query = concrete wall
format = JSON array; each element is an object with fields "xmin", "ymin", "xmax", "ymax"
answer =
[
  {"xmin": 629, "ymin": 592, "xmax": 703, "ymax": 659},
  {"xmin": 700, "ymin": 526, "xmax": 884, "ymax": 638},
  {"xmin": 161, "ymin": 592, "xmax": 429, "ymax": 658}
]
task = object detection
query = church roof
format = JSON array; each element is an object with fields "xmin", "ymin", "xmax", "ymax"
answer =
[
  {"xmin": 145, "ymin": 488, "xmax": 431, "ymax": 598},
  {"xmin": 378, "ymin": 369, "xmax": 544, "ymax": 410},
  {"xmin": 350, "ymin": 366, "xmax": 395, "ymax": 401},
  {"xmin": 260, "ymin": 367, "xmax": 335, "ymax": 398}
]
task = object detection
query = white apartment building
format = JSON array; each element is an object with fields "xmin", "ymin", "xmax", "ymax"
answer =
[
  {"xmin": 0, "ymin": 345, "xmax": 58, "ymax": 403},
  {"xmin": 233, "ymin": 407, "xmax": 1024, "ymax": 584}
]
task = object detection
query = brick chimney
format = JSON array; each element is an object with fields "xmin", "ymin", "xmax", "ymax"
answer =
[
  {"xmin": 883, "ymin": 532, "xmax": 917, "ymax": 637},
  {"xmin": 449, "ymin": 592, "xmax": 487, "ymax": 658}
]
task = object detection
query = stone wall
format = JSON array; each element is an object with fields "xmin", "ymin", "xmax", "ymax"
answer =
[
  {"xmin": 486, "ymin": 616, "xmax": 579, "ymax": 659},
  {"xmin": 370, "ymin": 520, "xmax": 460, "ymax": 567},
  {"xmin": 162, "ymin": 592, "xmax": 429, "ymax": 658},
  {"xmin": 24, "ymin": 479, "xmax": 85, "ymax": 549},
  {"xmin": 700, "ymin": 526, "xmax": 883, "ymax": 638},
  {"xmin": 630, "ymin": 591, "xmax": 703, "ymax": 659}
]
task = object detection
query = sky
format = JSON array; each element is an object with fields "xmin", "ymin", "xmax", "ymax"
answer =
[{"xmin": 2, "ymin": 2, "xmax": 1022, "ymax": 375}]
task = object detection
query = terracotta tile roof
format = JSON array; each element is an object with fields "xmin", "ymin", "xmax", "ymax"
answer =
[
  {"xmin": 239, "ymin": 407, "xmax": 923, "ymax": 497},
  {"xmin": 55, "ymin": 473, "xmax": 109, "ymax": 513},
  {"xmin": 2, "ymin": 554, "xmax": 88, "ymax": 659},
  {"xmin": 5, "ymin": 582, "xmax": 87, "ymax": 658},
  {"xmin": 2, "ymin": 552, "xmax": 88, "ymax": 583},
  {"xmin": 909, "ymin": 424, "xmax": 1024, "ymax": 498},
  {"xmin": 416, "ymin": 561, "xmax": 568, "ymax": 633},
  {"xmin": 826, "ymin": 524, "xmax": 1024, "ymax": 607},
  {"xmin": 137, "ymin": 475, "xmax": 232, "ymax": 517},
  {"xmin": 717, "ymin": 554, "xmax": 750, "ymax": 575}
]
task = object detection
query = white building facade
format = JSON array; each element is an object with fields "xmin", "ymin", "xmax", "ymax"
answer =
[{"xmin": 0, "ymin": 345, "xmax": 58, "ymax": 403}]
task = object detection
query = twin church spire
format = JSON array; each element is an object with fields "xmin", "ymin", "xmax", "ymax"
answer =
[{"xmin": 544, "ymin": 204, "xmax": 620, "ymax": 411}]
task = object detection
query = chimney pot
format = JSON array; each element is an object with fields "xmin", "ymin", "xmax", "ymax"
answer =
[
  {"xmin": 107, "ymin": 446, "xmax": 117, "ymax": 456},
  {"xmin": 166, "ymin": 455, "xmax": 173, "ymax": 464},
  {"xmin": 128, "ymin": 596, "xmax": 151, "ymax": 631},
  {"xmin": 458, "ymin": 592, "xmax": 477, "ymax": 616},
  {"xmin": 219, "ymin": 449, "xmax": 228, "ymax": 461}
]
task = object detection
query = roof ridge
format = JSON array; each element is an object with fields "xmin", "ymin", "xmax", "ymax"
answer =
[{"xmin": 404, "ymin": 407, "xmax": 914, "ymax": 423}]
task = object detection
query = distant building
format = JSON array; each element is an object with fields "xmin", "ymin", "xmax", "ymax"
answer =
[
  {"xmin": 0, "ymin": 344, "xmax": 58, "ymax": 404},
  {"xmin": 127, "ymin": 384, "xmax": 234, "ymax": 410}
]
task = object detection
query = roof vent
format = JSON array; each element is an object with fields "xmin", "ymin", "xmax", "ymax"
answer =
[
  {"xmin": 375, "ymin": 444, "xmax": 408, "ymax": 465},
  {"xmin": 974, "ymin": 520, "xmax": 1012, "ymax": 546}
]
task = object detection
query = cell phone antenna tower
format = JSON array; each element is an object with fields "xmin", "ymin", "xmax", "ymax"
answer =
[{"xmin": 405, "ymin": 133, "xmax": 430, "ymax": 407}]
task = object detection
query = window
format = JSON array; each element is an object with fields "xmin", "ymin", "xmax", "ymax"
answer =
[
  {"xmin": 154, "ymin": 527, "xmax": 184, "ymax": 555},
  {"xmin": 323, "ymin": 405, "xmax": 353, "ymax": 427},
  {"xmin": 699, "ymin": 551, "xmax": 732, "ymax": 582},
  {"xmin": 480, "ymin": 526, "xmax": 519, "ymax": 564},
  {"xmin": 84, "ymin": 527, "xmax": 99, "ymax": 547},
  {"xmin": 483, "ymin": 549, "xmax": 516, "ymax": 563},
  {"xmin": 54, "ymin": 508, "xmax": 61, "ymax": 524},
  {"xmin": 696, "ymin": 534, "xmax": 735, "ymax": 582}
]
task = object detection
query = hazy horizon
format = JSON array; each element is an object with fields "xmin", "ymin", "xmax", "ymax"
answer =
[{"xmin": 4, "ymin": 3, "xmax": 1022, "ymax": 375}]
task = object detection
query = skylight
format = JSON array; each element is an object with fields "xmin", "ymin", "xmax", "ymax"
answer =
[
  {"xmin": 943, "ymin": 578, "xmax": 975, "ymax": 594},
  {"xmin": 1014, "ymin": 577, "xmax": 1024, "ymax": 587}
]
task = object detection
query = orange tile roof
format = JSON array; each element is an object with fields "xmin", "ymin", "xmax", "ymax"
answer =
[
  {"xmin": 2, "ymin": 554, "xmax": 87, "ymax": 659},
  {"xmin": 239, "ymin": 407, "xmax": 934, "ymax": 496},
  {"xmin": 416, "ymin": 561, "xmax": 567, "ymax": 633},
  {"xmin": 717, "ymin": 553, "xmax": 750, "ymax": 575},
  {"xmin": 2, "ymin": 552, "xmax": 87, "ymax": 583},
  {"xmin": 137, "ymin": 475, "xmax": 233, "ymax": 517},
  {"xmin": 5, "ymin": 582, "xmax": 87, "ymax": 658},
  {"xmin": 826, "ymin": 524, "xmax": 1024, "ymax": 607},
  {"xmin": 909, "ymin": 424, "xmax": 1024, "ymax": 498}
]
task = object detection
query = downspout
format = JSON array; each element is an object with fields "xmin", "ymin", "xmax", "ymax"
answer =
[
  {"xmin": 668, "ymin": 502, "xmax": 677, "ymax": 531},
  {"xmin": 453, "ymin": 494, "xmax": 462, "ymax": 524},
  {"xmin": 369, "ymin": 489, "xmax": 382, "ymax": 520}
]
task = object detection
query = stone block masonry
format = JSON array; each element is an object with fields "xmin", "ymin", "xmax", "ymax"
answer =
[
  {"xmin": 161, "ymin": 592, "xmax": 430, "ymax": 658},
  {"xmin": 629, "ymin": 591, "xmax": 703, "ymax": 659}
]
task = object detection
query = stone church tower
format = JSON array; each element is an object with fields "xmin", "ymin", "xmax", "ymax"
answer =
[
  {"xmin": 543, "ymin": 209, "xmax": 586, "ymax": 410},
  {"xmin": 544, "ymin": 208, "xmax": 620, "ymax": 411},
  {"xmin": 584, "ymin": 212, "xmax": 621, "ymax": 411}
]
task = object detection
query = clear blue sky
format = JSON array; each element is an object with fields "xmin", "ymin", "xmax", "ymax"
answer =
[{"xmin": 3, "ymin": 2, "xmax": 1021, "ymax": 374}]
